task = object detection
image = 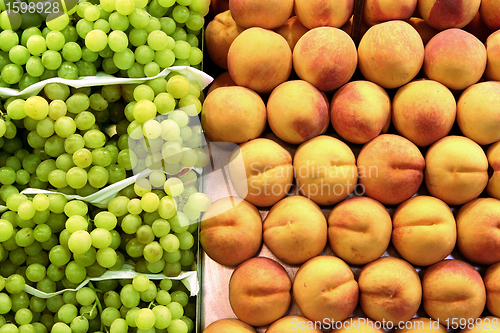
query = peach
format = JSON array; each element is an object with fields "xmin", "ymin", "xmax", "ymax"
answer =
[
  {"xmin": 358, "ymin": 20, "xmax": 424, "ymax": 89},
  {"xmin": 424, "ymin": 29, "xmax": 487, "ymax": 91},
  {"xmin": 392, "ymin": 196, "xmax": 456, "ymax": 267},
  {"xmin": 228, "ymin": 0, "xmax": 293, "ymax": 29},
  {"xmin": 332, "ymin": 318, "xmax": 386, "ymax": 333},
  {"xmin": 293, "ymin": 135, "xmax": 358, "ymax": 206},
  {"xmin": 484, "ymin": 263, "xmax": 500, "ymax": 317},
  {"xmin": 480, "ymin": 0, "xmax": 500, "ymax": 31},
  {"xmin": 201, "ymin": 86, "xmax": 266, "ymax": 144},
  {"xmin": 457, "ymin": 82, "xmax": 500, "ymax": 145},
  {"xmin": 267, "ymin": 80, "xmax": 329, "ymax": 145},
  {"xmin": 267, "ymin": 316, "xmax": 322, "ymax": 332},
  {"xmin": 228, "ymin": 27, "xmax": 292, "ymax": 94},
  {"xmin": 396, "ymin": 318, "xmax": 448, "ymax": 333},
  {"xmin": 460, "ymin": 316, "xmax": 500, "ymax": 332},
  {"xmin": 486, "ymin": 30, "xmax": 500, "ymax": 81},
  {"xmin": 274, "ymin": 16, "xmax": 309, "ymax": 51},
  {"xmin": 294, "ymin": 0, "xmax": 353, "ymax": 29},
  {"xmin": 293, "ymin": 256, "xmax": 358, "ymax": 323},
  {"xmin": 407, "ymin": 17, "xmax": 439, "ymax": 45},
  {"xmin": 205, "ymin": 10, "xmax": 244, "ymax": 70},
  {"xmin": 425, "ymin": 136, "xmax": 488, "ymax": 206},
  {"xmin": 203, "ymin": 318, "xmax": 257, "ymax": 333},
  {"xmin": 330, "ymin": 80, "xmax": 391, "ymax": 145},
  {"xmin": 228, "ymin": 138, "xmax": 293, "ymax": 207},
  {"xmin": 363, "ymin": 0, "xmax": 417, "ymax": 26},
  {"xmin": 392, "ymin": 79, "xmax": 456, "ymax": 147},
  {"xmin": 263, "ymin": 195, "xmax": 327, "ymax": 265},
  {"xmin": 206, "ymin": 71, "xmax": 236, "ymax": 95},
  {"xmin": 357, "ymin": 134, "xmax": 425, "ymax": 205},
  {"xmin": 293, "ymin": 27, "xmax": 357, "ymax": 92},
  {"xmin": 422, "ymin": 260, "xmax": 486, "ymax": 325},
  {"xmin": 328, "ymin": 197, "xmax": 392, "ymax": 265},
  {"xmin": 487, "ymin": 141, "xmax": 500, "ymax": 200},
  {"xmin": 200, "ymin": 197, "xmax": 262, "ymax": 267},
  {"xmin": 418, "ymin": 0, "xmax": 480, "ymax": 30},
  {"xmin": 229, "ymin": 257, "xmax": 291, "ymax": 327},
  {"xmin": 359, "ymin": 257, "xmax": 422, "ymax": 324},
  {"xmin": 456, "ymin": 198, "xmax": 500, "ymax": 265}
]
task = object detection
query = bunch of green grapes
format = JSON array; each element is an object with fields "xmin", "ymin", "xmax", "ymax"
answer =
[
  {"xmin": 0, "ymin": 8, "xmax": 94, "ymax": 89},
  {"xmin": 0, "ymin": 274, "xmax": 195, "ymax": 333},
  {"xmin": 0, "ymin": 82, "xmax": 139, "ymax": 195},
  {"xmin": 76, "ymin": 0, "xmax": 207, "ymax": 78},
  {"xmin": 0, "ymin": 195, "xmax": 126, "ymax": 293},
  {"xmin": 97, "ymin": 275, "xmax": 195, "ymax": 333}
]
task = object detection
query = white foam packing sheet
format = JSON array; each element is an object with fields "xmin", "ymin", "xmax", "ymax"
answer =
[
  {"xmin": 23, "ymin": 263, "xmax": 199, "ymax": 298},
  {"xmin": 0, "ymin": 65, "xmax": 213, "ymax": 99}
]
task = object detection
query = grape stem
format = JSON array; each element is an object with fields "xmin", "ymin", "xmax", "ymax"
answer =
[{"xmin": 88, "ymin": 281, "xmax": 105, "ymax": 332}]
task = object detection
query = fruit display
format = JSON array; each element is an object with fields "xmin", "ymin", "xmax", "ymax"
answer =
[
  {"xmin": 0, "ymin": 0, "xmax": 214, "ymax": 329},
  {"xmin": 200, "ymin": 0, "xmax": 500, "ymax": 332}
]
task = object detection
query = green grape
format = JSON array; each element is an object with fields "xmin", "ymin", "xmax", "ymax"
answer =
[
  {"xmin": 26, "ymin": 263, "xmax": 46, "ymax": 283},
  {"xmin": 0, "ymin": 294, "xmax": 12, "ymax": 314},
  {"xmin": 0, "ymin": 30, "xmax": 19, "ymax": 53},
  {"xmin": 100, "ymin": 0, "xmax": 116, "ymax": 12},
  {"xmin": 129, "ymin": 28, "xmax": 147, "ymax": 47},
  {"xmin": 154, "ymin": 49, "xmax": 175, "ymax": 68},
  {"xmin": 172, "ymin": 40, "xmax": 191, "ymax": 60},
  {"xmin": 185, "ymin": 12, "xmax": 204, "ymax": 31},
  {"xmin": 109, "ymin": 12, "xmax": 130, "ymax": 31},
  {"xmin": 115, "ymin": 0, "xmax": 135, "ymax": 15},
  {"xmin": 96, "ymin": 247, "xmax": 117, "ymax": 268},
  {"xmin": 185, "ymin": 34, "xmax": 198, "ymax": 47},
  {"xmin": 130, "ymin": 8, "xmax": 150, "ymax": 29},
  {"xmin": 81, "ymin": 47, "xmax": 98, "ymax": 63},
  {"xmin": 9, "ymin": 45, "xmax": 30, "ymax": 66},
  {"xmin": 65, "ymin": 261, "xmax": 87, "ymax": 284},
  {"xmin": 85, "ymin": 30, "xmax": 108, "ymax": 52},
  {"xmin": 135, "ymin": 45, "xmax": 155, "ymax": 65},
  {"xmin": 62, "ymin": 42, "xmax": 82, "ymax": 62},
  {"xmin": 75, "ymin": 287, "xmax": 96, "ymax": 306},
  {"xmin": 106, "ymin": 30, "xmax": 127, "ymax": 53},
  {"xmin": 109, "ymin": 317, "xmax": 127, "ymax": 333},
  {"xmin": 70, "ymin": 316, "xmax": 89, "ymax": 333},
  {"xmin": 6, "ymin": 274, "xmax": 25, "ymax": 294},
  {"xmin": 170, "ymin": 27, "xmax": 187, "ymax": 42},
  {"xmin": 147, "ymin": 30, "xmax": 169, "ymax": 51},
  {"xmin": 57, "ymin": 62, "xmax": 80, "ymax": 81},
  {"xmin": 1, "ymin": 64, "xmax": 23, "ymax": 85},
  {"xmin": 36, "ymin": 117, "xmax": 55, "ymax": 138},
  {"xmin": 76, "ymin": 19, "xmax": 94, "ymax": 39},
  {"xmin": 53, "ymin": 116, "xmax": 76, "ymax": 139},
  {"xmin": 61, "ymin": 26, "xmax": 79, "ymax": 43},
  {"xmin": 26, "ymin": 35, "xmax": 46, "ymax": 56},
  {"xmin": 187, "ymin": 47, "xmax": 202, "ymax": 66},
  {"xmin": 100, "ymin": 306, "xmax": 121, "ymax": 327},
  {"xmin": 152, "ymin": 305, "xmax": 172, "ymax": 329},
  {"xmin": 144, "ymin": 62, "xmax": 160, "ymax": 77},
  {"xmin": 83, "ymin": 129, "xmax": 106, "ymax": 148},
  {"xmin": 40, "ymin": 50, "xmax": 62, "ymax": 71},
  {"xmin": 68, "ymin": 230, "xmax": 92, "ymax": 255},
  {"xmin": 135, "ymin": 308, "xmax": 156, "ymax": 331},
  {"xmin": 21, "ymin": 27, "xmax": 42, "ymax": 46},
  {"xmin": 120, "ymin": 284, "xmax": 140, "ymax": 308},
  {"xmin": 46, "ymin": 12, "xmax": 70, "ymax": 31},
  {"xmin": 66, "ymin": 93, "xmax": 90, "ymax": 114},
  {"xmin": 113, "ymin": 49, "xmax": 135, "ymax": 70},
  {"xmin": 84, "ymin": 5, "xmax": 100, "ymax": 21},
  {"xmin": 94, "ymin": 18, "xmax": 111, "ymax": 33},
  {"xmin": 127, "ymin": 62, "xmax": 145, "ymax": 78},
  {"xmin": 46, "ymin": 31, "xmax": 66, "ymax": 51}
]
